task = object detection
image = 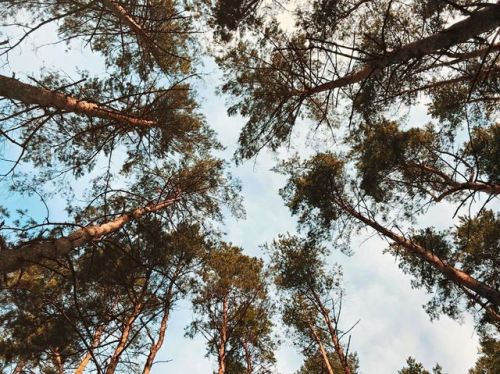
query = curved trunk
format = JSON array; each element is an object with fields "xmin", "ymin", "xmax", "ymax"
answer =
[{"xmin": 0, "ymin": 75, "xmax": 157, "ymax": 128}]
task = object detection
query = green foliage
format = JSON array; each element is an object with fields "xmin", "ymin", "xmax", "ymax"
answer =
[
  {"xmin": 188, "ymin": 244, "xmax": 276, "ymax": 372},
  {"xmin": 296, "ymin": 350, "xmax": 359, "ymax": 374},
  {"xmin": 388, "ymin": 210, "xmax": 499, "ymax": 330},
  {"xmin": 469, "ymin": 337, "xmax": 500, "ymax": 374},
  {"xmin": 0, "ymin": 218, "xmax": 212, "ymax": 372},
  {"xmin": 270, "ymin": 235, "xmax": 354, "ymax": 371},
  {"xmin": 398, "ymin": 357, "xmax": 445, "ymax": 374}
]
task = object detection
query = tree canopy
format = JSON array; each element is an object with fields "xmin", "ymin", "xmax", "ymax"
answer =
[{"xmin": 0, "ymin": 0, "xmax": 498, "ymax": 372}]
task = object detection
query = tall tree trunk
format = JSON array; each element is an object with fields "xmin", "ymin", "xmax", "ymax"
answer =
[
  {"xmin": 0, "ymin": 75, "xmax": 157, "ymax": 127},
  {"xmin": 74, "ymin": 325, "xmax": 104, "ymax": 374},
  {"xmin": 336, "ymin": 198, "xmax": 500, "ymax": 308},
  {"xmin": 101, "ymin": 0, "xmax": 172, "ymax": 73},
  {"xmin": 11, "ymin": 360, "xmax": 26, "ymax": 374},
  {"xmin": 310, "ymin": 290, "xmax": 351, "ymax": 374},
  {"xmin": 218, "ymin": 295, "xmax": 229, "ymax": 374},
  {"xmin": 142, "ymin": 286, "xmax": 174, "ymax": 374},
  {"xmin": 105, "ymin": 277, "xmax": 150, "ymax": 374},
  {"xmin": 308, "ymin": 323, "xmax": 335, "ymax": 374},
  {"xmin": 0, "ymin": 193, "xmax": 182, "ymax": 274},
  {"xmin": 242, "ymin": 340, "xmax": 253, "ymax": 374},
  {"xmin": 299, "ymin": 2, "xmax": 500, "ymax": 96},
  {"xmin": 52, "ymin": 348, "xmax": 64, "ymax": 374}
]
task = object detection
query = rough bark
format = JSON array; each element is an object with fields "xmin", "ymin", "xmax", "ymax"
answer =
[
  {"xmin": 74, "ymin": 325, "xmax": 104, "ymax": 374},
  {"xmin": 337, "ymin": 199, "xmax": 500, "ymax": 307},
  {"xmin": 218, "ymin": 295, "xmax": 229, "ymax": 374},
  {"xmin": 0, "ymin": 194, "xmax": 182, "ymax": 275},
  {"xmin": 300, "ymin": 2, "xmax": 500, "ymax": 95},
  {"xmin": 0, "ymin": 74, "xmax": 157, "ymax": 127}
]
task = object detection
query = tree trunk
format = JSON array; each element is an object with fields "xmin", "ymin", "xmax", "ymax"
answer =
[
  {"xmin": 218, "ymin": 295, "xmax": 229, "ymax": 374},
  {"xmin": 101, "ymin": 0, "xmax": 171, "ymax": 73},
  {"xmin": 105, "ymin": 277, "xmax": 150, "ymax": 374},
  {"xmin": 242, "ymin": 340, "xmax": 253, "ymax": 374},
  {"xmin": 74, "ymin": 325, "xmax": 104, "ymax": 374},
  {"xmin": 308, "ymin": 323, "xmax": 335, "ymax": 374},
  {"xmin": 300, "ymin": 2, "xmax": 500, "ymax": 95},
  {"xmin": 337, "ymin": 199, "xmax": 500, "ymax": 307},
  {"xmin": 0, "ymin": 193, "xmax": 182, "ymax": 274},
  {"xmin": 52, "ymin": 348, "xmax": 64, "ymax": 374},
  {"xmin": 310, "ymin": 290, "xmax": 351, "ymax": 374},
  {"xmin": 0, "ymin": 74, "xmax": 157, "ymax": 127},
  {"xmin": 142, "ymin": 287, "xmax": 174, "ymax": 374},
  {"xmin": 11, "ymin": 360, "xmax": 26, "ymax": 374}
]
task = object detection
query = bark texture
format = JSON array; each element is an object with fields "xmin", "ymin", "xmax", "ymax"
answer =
[
  {"xmin": 309, "ymin": 323, "xmax": 335, "ymax": 374},
  {"xmin": 102, "ymin": 0, "xmax": 172, "ymax": 73},
  {"xmin": 0, "ymin": 195, "xmax": 181, "ymax": 275},
  {"xmin": 74, "ymin": 326, "xmax": 104, "ymax": 374},
  {"xmin": 0, "ymin": 74, "xmax": 157, "ymax": 127}
]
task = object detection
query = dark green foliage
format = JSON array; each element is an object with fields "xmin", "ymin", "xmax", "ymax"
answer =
[
  {"xmin": 296, "ymin": 350, "xmax": 359, "ymax": 374},
  {"xmin": 388, "ymin": 210, "xmax": 499, "ymax": 329},
  {"xmin": 188, "ymin": 244, "xmax": 276, "ymax": 373},
  {"xmin": 398, "ymin": 357, "xmax": 445, "ymax": 374},
  {"xmin": 469, "ymin": 337, "xmax": 500, "ymax": 374}
]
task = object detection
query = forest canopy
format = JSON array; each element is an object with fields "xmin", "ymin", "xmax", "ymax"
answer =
[{"xmin": 0, "ymin": 0, "xmax": 498, "ymax": 373}]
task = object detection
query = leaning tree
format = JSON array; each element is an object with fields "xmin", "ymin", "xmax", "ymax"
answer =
[{"xmin": 214, "ymin": 0, "xmax": 500, "ymax": 331}]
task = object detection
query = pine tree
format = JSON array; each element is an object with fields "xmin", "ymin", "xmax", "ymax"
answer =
[{"xmin": 187, "ymin": 244, "xmax": 276, "ymax": 374}]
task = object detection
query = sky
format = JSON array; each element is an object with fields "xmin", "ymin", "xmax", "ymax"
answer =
[{"xmin": 0, "ymin": 8, "xmax": 486, "ymax": 374}]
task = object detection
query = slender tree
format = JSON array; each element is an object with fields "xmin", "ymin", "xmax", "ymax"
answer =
[
  {"xmin": 187, "ymin": 244, "xmax": 276, "ymax": 374},
  {"xmin": 269, "ymin": 235, "xmax": 357, "ymax": 374}
]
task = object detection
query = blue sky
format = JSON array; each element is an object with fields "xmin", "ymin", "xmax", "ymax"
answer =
[{"xmin": 0, "ymin": 13, "xmax": 485, "ymax": 374}]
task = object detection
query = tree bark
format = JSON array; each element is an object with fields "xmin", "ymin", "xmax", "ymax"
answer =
[
  {"xmin": 74, "ymin": 325, "xmax": 104, "ymax": 374},
  {"xmin": 310, "ymin": 290, "xmax": 350, "ymax": 374},
  {"xmin": 105, "ymin": 276, "xmax": 150, "ymax": 374},
  {"xmin": 242, "ymin": 339, "xmax": 253, "ymax": 374},
  {"xmin": 300, "ymin": 2, "xmax": 500, "ymax": 95},
  {"xmin": 0, "ymin": 74, "xmax": 157, "ymax": 127},
  {"xmin": 308, "ymin": 323, "xmax": 335, "ymax": 374},
  {"xmin": 0, "ymin": 193, "xmax": 182, "ymax": 275},
  {"xmin": 142, "ymin": 286, "xmax": 174, "ymax": 374},
  {"xmin": 11, "ymin": 360, "xmax": 26, "ymax": 374},
  {"xmin": 218, "ymin": 295, "xmax": 229, "ymax": 374},
  {"xmin": 52, "ymin": 348, "xmax": 64, "ymax": 374},
  {"xmin": 101, "ymin": 0, "xmax": 172, "ymax": 73},
  {"xmin": 337, "ymin": 198, "xmax": 500, "ymax": 307}
]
